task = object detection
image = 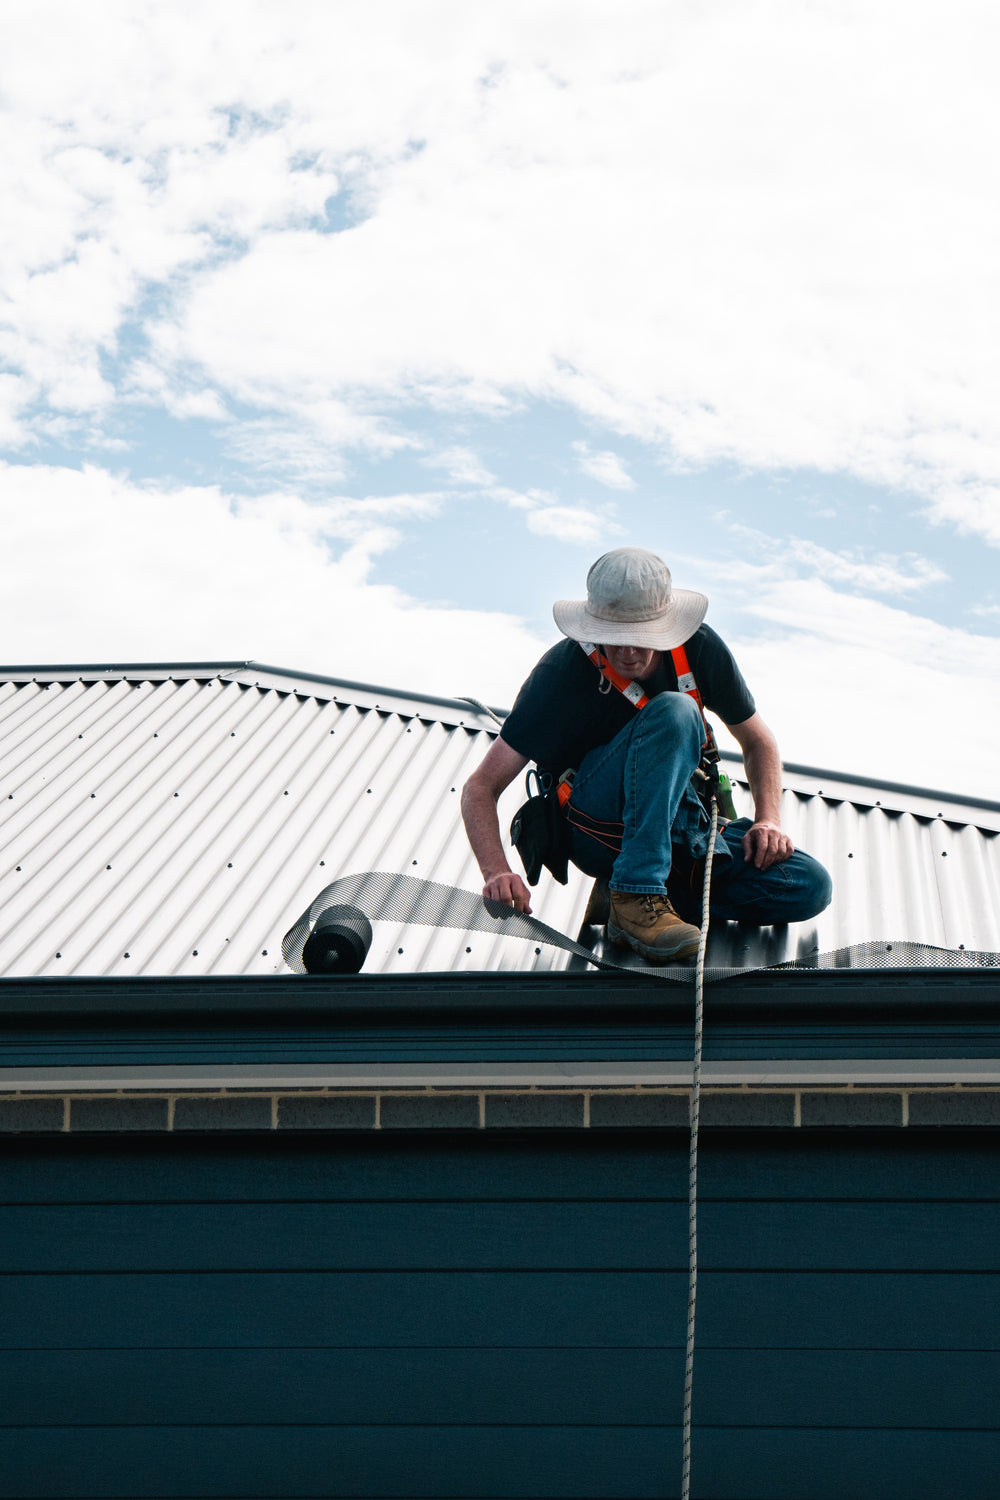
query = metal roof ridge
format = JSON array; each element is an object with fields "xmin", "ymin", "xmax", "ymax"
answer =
[
  {"xmin": 2, "ymin": 660, "xmax": 997, "ymax": 813},
  {"xmin": 241, "ymin": 662, "xmax": 509, "ymax": 719},
  {"xmin": 756, "ymin": 754, "xmax": 1000, "ymax": 816},
  {"xmin": 0, "ymin": 660, "xmax": 510, "ymax": 727}
]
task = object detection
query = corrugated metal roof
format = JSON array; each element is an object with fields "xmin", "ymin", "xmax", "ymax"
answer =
[{"xmin": 0, "ymin": 662, "xmax": 998, "ymax": 977}]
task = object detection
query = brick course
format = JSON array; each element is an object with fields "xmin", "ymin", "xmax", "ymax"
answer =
[{"xmin": 2, "ymin": 1085, "xmax": 1000, "ymax": 1133}]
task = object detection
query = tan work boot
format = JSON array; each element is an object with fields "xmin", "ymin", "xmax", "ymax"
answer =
[{"xmin": 607, "ymin": 889, "xmax": 701, "ymax": 964}]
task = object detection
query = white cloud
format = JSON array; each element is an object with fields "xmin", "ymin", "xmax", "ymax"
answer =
[
  {"xmin": 0, "ymin": 375, "xmax": 31, "ymax": 449},
  {"xmin": 921, "ymin": 482, "xmax": 1000, "ymax": 548},
  {"xmin": 493, "ymin": 487, "xmax": 558, "ymax": 513},
  {"xmin": 205, "ymin": 399, "xmax": 419, "ymax": 487},
  {"xmin": 478, "ymin": 486, "xmax": 625, "ymax": 547},
  {"xmin": 2, "ymin": 0, "xmax": 999, "ymax": 547},
  {"xmin": 717, "ymin": 577, "xmax": 1000, "ymax": 799},
  {"xmin": 525, "ymin": 504, "xmax": 615, "ymax": 546},
  {"xmin": 0, "ymin": 461, "xmax": 543, "ymax": 702},
  {"xmin": 421, "ymin": 446, "xmax": 497, "ymax": 487},
  {"xmin": 114, "ymin": 2, "xmax": 998, "ymax": 540},
  {"xmin": 726, "ymin": 523, "xmax": 948, "ymax": 594},
  {"xmin": 572, "ymin": 442, "xmax": 635, "ymax": 490}
]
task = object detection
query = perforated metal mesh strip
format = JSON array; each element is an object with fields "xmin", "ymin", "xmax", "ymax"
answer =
[{"xmin": 282, "ymin": 872, "xmax": 1000, "ymax": 982}]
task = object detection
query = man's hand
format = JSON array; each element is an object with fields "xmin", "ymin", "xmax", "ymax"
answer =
[
  {"xmin": 726, "ymin": 714, "xmax": 793, "ymax": 872},
  {"xmin": 742, "ymin": 820, "xmax": 794, "ymax": 871},
  {"xmin": 483, "ymin": 870, "xmax": 533, "ymax": 915}
]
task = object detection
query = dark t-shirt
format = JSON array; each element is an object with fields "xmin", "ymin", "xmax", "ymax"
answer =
[{"xmin": 501, "ymin": 627, "xmax": 755, "ymax": 783}]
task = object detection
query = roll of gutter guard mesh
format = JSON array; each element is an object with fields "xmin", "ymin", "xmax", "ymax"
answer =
[
  {"xmin": 281, "ymin": 870, "xmax": 680, "ymax": 978},
  {"xmin": 281, "ymin": 871, "xmax": 1000, "ymax": 978}
]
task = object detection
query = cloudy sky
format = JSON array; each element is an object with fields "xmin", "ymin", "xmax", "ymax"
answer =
[{"xmin": 3, "ymin": 0, "xmax": 999, "ymax": 797}]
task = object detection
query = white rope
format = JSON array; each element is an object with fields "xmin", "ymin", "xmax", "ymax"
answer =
[
  {"xmin": 454, "ymin": 695, "xmax": 506, "ymax": 728},
  {"xmin": 680, "ymin": 794, "xmax": 719, "ymax": 1500}
]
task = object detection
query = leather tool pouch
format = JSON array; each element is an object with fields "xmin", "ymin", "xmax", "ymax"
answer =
[{"xmin": 509, "ymin": 770, "xmax": 571, "ymax": 886}]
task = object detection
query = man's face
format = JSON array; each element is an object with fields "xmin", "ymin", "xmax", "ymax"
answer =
[{"xmin": 603, "ymin": 644, "xmax": 661, "ymax": 681}]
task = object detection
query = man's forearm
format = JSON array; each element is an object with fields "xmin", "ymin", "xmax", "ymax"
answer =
[
  {"xmin": 732, "ymin": 718, "xmax": 794, "ymax": 868},
  {"xmin": 742, "ymin": 731, "xmax": 784, "ymax": 826},
  {"xmin": 461, "ymin": 781, "xmax": 513, "ymax": 882},
  {"xmin": 461, "ymin": 776, "xmax": 533, "ymax": 913},
  {"xmin": 460, "ymin": 739, "xmax": 533, "ymax": 913}
]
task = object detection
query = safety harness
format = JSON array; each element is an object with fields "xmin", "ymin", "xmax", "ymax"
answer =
[
  {"xmin": 563, "ymin": 641, "xmax": 737, "ymax": 821},
  {"xmin": 509, "ymin": 639, "xmax": 737, "ymax": 883}
]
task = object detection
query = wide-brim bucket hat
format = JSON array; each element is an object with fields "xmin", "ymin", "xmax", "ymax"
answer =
[{"xmin": 553, "ymin": 547, "xmax": 708, "ymax": 651}]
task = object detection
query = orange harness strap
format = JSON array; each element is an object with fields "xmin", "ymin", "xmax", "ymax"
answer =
[
  {"xmin": 577, "ymin": 640, "xmax": 719, "ymax": 757},
  {"xmin": 562, "ymin": 641, "xmax": 736, "ymax": 824}
]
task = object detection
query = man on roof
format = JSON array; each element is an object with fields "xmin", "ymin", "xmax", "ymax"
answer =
[{"xmin": 461, "ymin": 547, "xmax": 832, "ymax": 963}]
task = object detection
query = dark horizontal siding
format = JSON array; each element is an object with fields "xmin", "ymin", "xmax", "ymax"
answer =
[
  {"xmin": 3, "ymin": 1132, "xmax": 1000, "ymax": 1498},
  {"xmin": 5, "ymin": 1347, "xmax": 1000, "ymax": 1428},
  {"xmin": 6, "ymin": 1130, "xmax": 1000, "ymax": 1200},
  {"xmin": 6, "ymin": 1198, "xmax": 1000, "ymax": 1272},
  {"xmin": 5, "ymin": 1428, "xmax": 1000, "ymax": 1500},
  {"xmin": 5, "ymin": 1270, "xmax": 1000, "ymax": 1352}
]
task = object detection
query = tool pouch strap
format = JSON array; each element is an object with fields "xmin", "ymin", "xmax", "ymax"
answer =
[{"xmin": 509, "ymin": 769, "xmax": 572, "ymax": 886}]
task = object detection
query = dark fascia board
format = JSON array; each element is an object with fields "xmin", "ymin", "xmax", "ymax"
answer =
[
  {"xmin": 0, "ymin": 969, "xmax": 997, "ymax": 1022},
  {"xmin": 2, "ymin": 972, "xmax": 1000, "ymax": 1068}
]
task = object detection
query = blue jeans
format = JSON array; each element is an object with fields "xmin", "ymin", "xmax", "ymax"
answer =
[{"xmin": 565, "ymin": 693, "xmax": 832, "ymax": 925}]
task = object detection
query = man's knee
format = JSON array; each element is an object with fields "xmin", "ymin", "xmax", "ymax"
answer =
[
  {"xmin": 645, "ymin": 690, "xmax": 703, "ymax": 728},
  {"xmin": 708, "ymin": 847, "xmax": 833, "ymax": 926},
  {"xmin": 790, "ymin": 853, "xmax": 833, "ymax": 922},
  {"xmin": 760, "ymin": 850, "xmax": 832, "ymax": 925},
  {"xmin": 639, "ymin": 689, "xmax": 704, "ymax": 752}
]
